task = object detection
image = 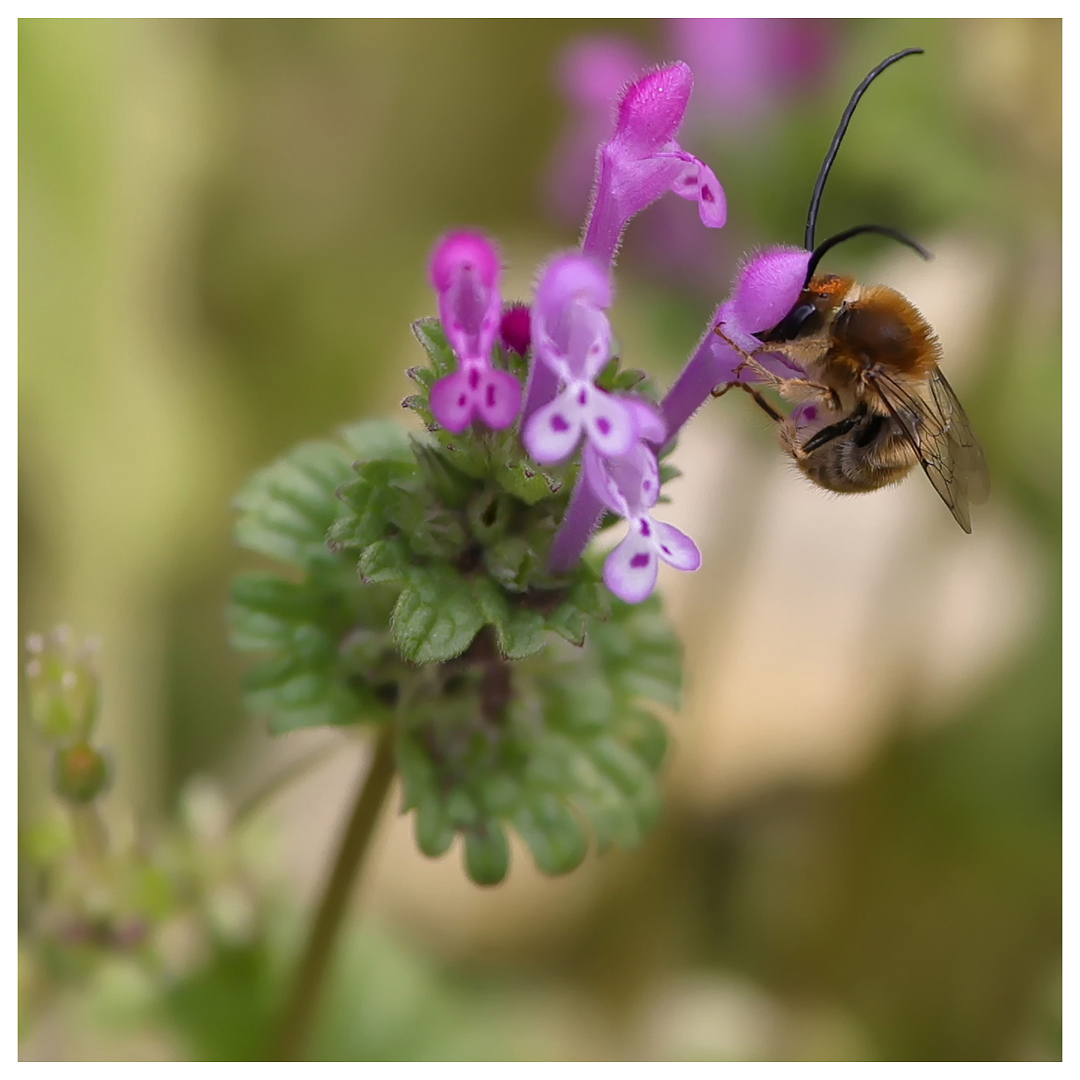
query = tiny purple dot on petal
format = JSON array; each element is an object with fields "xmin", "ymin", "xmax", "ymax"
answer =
[
  {"xmin": 551, "ymin": 414, "xmax": 570, "ymax": 432},
  {"xmin": 457, "ymin": 395, "xmax": 467, "ymax": 407},
  {"xmin": 597, "ymin": 417, "xmax": 611, "ymax": 435},
  {"xmin": 661, "ymin": 545, "xmax": 671, "ymax": 555},
  {"xmin": 702, "ymin": 187, "xmax": 714, "ymax": 203},
  {"xmin": 577, "ymin": 388, "xmax": 587, "ymax": 406},
  {"xmin": 804, "ymin": 406, "xmax": 818, "ymax": 421},
  {"xmin": 486, "ymin": 385, "xmax": 496, "ymax": 407},
  {"xmin": 468, "ymin": 368, "xmax": 480, "ymax": 389},
  {"xmin": 639, "ymin": 520, "xmax": 651, "ymax": 537},
  {"xmin": 630, "ymin": 553, "xmax": 650, "ymax": 569},
  {"xmin": 643, "ymin": 480, "xmax": 652, "ymax": 491}
]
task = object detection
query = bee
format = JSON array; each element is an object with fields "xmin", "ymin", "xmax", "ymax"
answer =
[{"xmin": 714, "ymin": 49, "xmax": 989, "ymax": 532}]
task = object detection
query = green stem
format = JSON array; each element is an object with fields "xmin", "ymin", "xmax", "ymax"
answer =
[{"xmin": 272, "ymin": 724, "xmax": 397, "ymax": 1062}]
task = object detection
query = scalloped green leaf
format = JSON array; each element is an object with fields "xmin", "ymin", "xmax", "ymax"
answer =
[
  {"xmin": 358, "ymin": 538, "xmax": 411, "ymax": 585},
  {"xmin": 411, "ymin": 317, "xmax": 457, "ymax": 378},
  {"xmin": 464, "ymin": 823, "xmax": 510, "ymax": 886},
  {"xmin": 512, "ymin": 795, "xmax": 587, "ymax": 876},
  {"xmin": 391, "ymin": 567, "xmax": 485, "ymax": 663},
  {"xmin": 339, "ymin": 418, "xmax": 413, "ymax": 463}
]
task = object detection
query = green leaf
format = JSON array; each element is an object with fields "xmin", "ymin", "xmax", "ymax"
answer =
[
  {"xmin": 414, "ymin": 793, "xmax": 455, "ymax": 858},
  {"xmin": 411, "ymin": 438, "xmax": 474, "ymax": 508},
  {"xmin": 474, "ymin": 578, "xmax": 547, "ymax": 660},
  {"xmin": 513, "ymin": 795, "xmax": 587, "ymax": 876},
  {"xmin": 339, "ymin": 418, "xmax": 413, "ymax": 463},
  {"xmin": 391, "ymin": 567, "xmax": 485, "ymax": 663},
  {"xmin": 358, "ymin": 539, "xmax": 411, "ymax": 584},
  {"xmin": 230, "ymin": 573, "xmax": 323, "ymax": 622},
  {"xmin": 411, "ymin": 317, "xmax": 457, "ymax": 378},
  {"xmin": 464, "ymin": 823, "xmax": 510, "ymax": 886}
]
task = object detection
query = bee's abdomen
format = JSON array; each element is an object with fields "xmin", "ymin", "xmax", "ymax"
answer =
[{"xmin": 792, "ymin": 415, "xmax": 918, "ymax": 494}]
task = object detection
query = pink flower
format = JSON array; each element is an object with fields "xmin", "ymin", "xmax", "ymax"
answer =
[
  {"xmin": 583, "ymin": 438, "xmax": 700, "ymax": 604},
  {"xmin": 582, "ymin": 62, "xmax": 726, "ymax": 267},
  {"xmin": 427, "ymin": 232, "xmax": 523, "ymax": 433},
  {"xmin": 661, "ymin": 245, "xmax": 811, "ymax": 437},
  {"xmin": 668, "ymin": 18, "xmax": 834, "ymax": 126},
  {"xmin": 523, "ymin": 254, "xmax": 660, "ymax": 465}
]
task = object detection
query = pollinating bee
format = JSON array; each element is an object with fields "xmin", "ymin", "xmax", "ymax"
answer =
[{"xmin": 714, "ymin": 49, "xmax": 989, "ymax": 533}]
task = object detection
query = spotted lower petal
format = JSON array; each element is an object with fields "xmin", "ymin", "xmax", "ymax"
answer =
[
  {"xmin": 603, "ymin": 524, "xmax": 659, "ymax": 605},
  {"xmin": 476, "ymin": 369, "xmax": 523, "ymax": 430},
  {"xmin": 671, "ymin": 154, "xmax": 727, "ymax": 228},
  {"xmin": 429, "ymin": 370, "xmax": 476, "ymax": 433},
  {"xmin": 582, "ymin": 387, "xmax": 637, "ymax": 458},
  {"xmin": 652, "ymin": 520, "xmax": 702, "ymax": 571},
  {"xmin": 524, "ymin": 390, "xmax": 585, "ymax": 464}
]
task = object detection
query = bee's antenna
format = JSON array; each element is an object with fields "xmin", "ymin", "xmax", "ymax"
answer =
[
  {"xmin": 806, "ymin": 224, "xmax": 931, "ymax": 282},
  {"xmin": 804, "ymin": 48, "xmax": 924, "ymax": 252}
]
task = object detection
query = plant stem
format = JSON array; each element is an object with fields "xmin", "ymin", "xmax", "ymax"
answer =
[{"xmin": 273, "ymin": 724, "xmax": 397, "ymax": 1061}]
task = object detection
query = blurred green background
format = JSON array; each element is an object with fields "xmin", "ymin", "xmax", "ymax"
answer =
[{"xmin": 19, "ymin": 18, "xmax": 1061, "ymax": 1061}]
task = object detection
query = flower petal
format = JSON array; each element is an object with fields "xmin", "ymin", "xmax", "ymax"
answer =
[
  {"xmin": 524, "ymin": 390, "xmax": 584, "ymax": 464},
  {"xmin": 625, "ymin": 397, "xmax": 667, "ymax": 445},
  {"xmin": 582, "ymin": 387, "xmax": 637, "ymax": 458},
  {"xmin": 729, "ymin": 246, "xmax": 812, "ymax": 335},
  {"xmin": 613, "ymin": 62, "xmax": 693, "ymax": 155},
  {"xmin": 603, "ymin": 523, "xmax": 659, "ymax": 604},
  {"xmin": 476, "ymin": 369, "xmax": 523, "ymax": 430},
  {"xmin": 582, "ymin": 443, "xmax": 630, "ymax": 517},
  {"xmin": 652, "ymin": 520, "xmax": 702, "ymax": 571},
  {"xmin": 429, "ymin": 370, "xmax": 476, "ymax": 433},
  {"xmin": 670, "ymin": 154, "xmax": 727, "ymax": 228}
]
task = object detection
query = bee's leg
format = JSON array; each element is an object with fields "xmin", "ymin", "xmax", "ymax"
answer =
[
  {"xmin": 798, "ymin": 408, "xmax": 866, "ymax": 454},
  {"xmin": 714, "ymin": 324, "xmax": 842, "ymax": 412},
  {"xmin": 711, "ymin": 381, "xmax": 783, "ymax": 423}
]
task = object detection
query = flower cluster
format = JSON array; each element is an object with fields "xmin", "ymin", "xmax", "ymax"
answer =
[{"xmin": 424, "ymin": 61, "xmax": 739, "ymax": 604}]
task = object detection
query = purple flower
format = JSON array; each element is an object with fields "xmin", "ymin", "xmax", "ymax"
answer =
[
  {"xmin": 661, "ymin": 245, "xmax": 811, "ymax": 438},
  {"xmin": 583, "ymin": 439, "xmax": 701, "ymax": 604},
  {"xmin": 582, "ymin": 62, "xmax": 726, "ymax": 267},
  {"xmin": 428, "ymin": 231, "xmax": 523, "ymax": 433},
  {"xmin": 523, "ymin": 253, "xmax": 659, "ymax": 465},
  {"xmin": 667, "ymin": 18, "xmax": 835, "ymax": 126}
]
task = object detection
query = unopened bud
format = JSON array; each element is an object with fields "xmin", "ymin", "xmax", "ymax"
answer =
[{"xmin": 53, "ymin": 743, "xmax": 110, "ymax": 803}]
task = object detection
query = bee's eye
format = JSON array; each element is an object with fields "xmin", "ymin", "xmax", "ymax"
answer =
[{"xmin": 759, "ymin": 302, "xmax": 821, "ymax": 343}]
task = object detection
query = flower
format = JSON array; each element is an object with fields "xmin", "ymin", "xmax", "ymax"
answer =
[
  {"xmin": 583, "ymin": 436, "xmax": 701, "ymax": 604},
  {"xmin": 582, "ymin": 61, "xmax": 726, "ymax": 267},
  {"xmin": 661, "ymin": 245, "xmax": 811, "ymax": 437},
  {"xmin": 523, "ymin": 253, "xmax": 659, "ymax": 464},
  {"xmin": 667, "ymin": 18, "xmax": 835, "ymax": 127},
  {"xmin": 428, "ymin": 231, "xmax": 523, "ymax": 433}
]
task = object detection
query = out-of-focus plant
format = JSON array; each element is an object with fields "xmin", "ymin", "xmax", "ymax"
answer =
[{"xmin": 19, "ymin": 629, "xmax": 271, "ymax": 1056}]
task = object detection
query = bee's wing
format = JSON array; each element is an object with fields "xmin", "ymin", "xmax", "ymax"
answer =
[{"xmin": 870, "ymin": 366, "xmax": 989, "ymax": 533}]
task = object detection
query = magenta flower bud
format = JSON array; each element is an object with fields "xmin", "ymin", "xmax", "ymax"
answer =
[
  {"xmin": 523, "ymin": 253, "xmax": 645, "ymax": 464},
  {"xmin": 499, "ymin": 303, "xmax": 532, "ymax": 356},
  {"xmin": 582, "ymin": 62, "xmax": 726, "ymax": 267},
  {"xmin": 427, "ymin": 231, "xmax": 522, "ymax": 433},
  {"xmin": 583, "ymin": 441, "xmax": 700, "ymax": 604},
  {"xmin": 728, "ymin": 246, "xmax": 811, "ymax": 335},
  {"xmin": 660, "ymin": 244, "xmax": 811, "ymax": 438},
  {"xmin": 429, "ymin": 231, "xmax": 502, "ymax": 363}
]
